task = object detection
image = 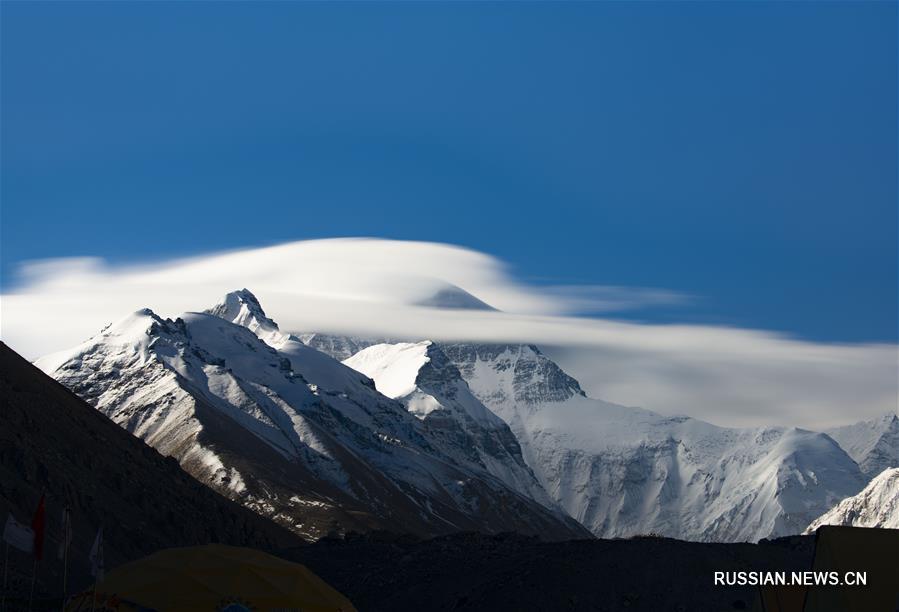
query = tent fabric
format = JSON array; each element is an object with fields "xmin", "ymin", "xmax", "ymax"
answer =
[
  {"xmin": 753, "ymin": 526, "xmax": 899, "ymax": 612},
  {"xmin": 757, "ymin": 586, "xmax": 808, "ymax": 612},
  {"xmin": 65, "ymin": 544, "xmax": 356, "ymax": 612},
  {"xmin": 802, "ymin": 525, "xmax": 899, "ymax": 612}
]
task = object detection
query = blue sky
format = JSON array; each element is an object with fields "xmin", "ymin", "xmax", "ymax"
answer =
[{"xmin": 1, "ymin": 1, "xmax": 896, "ymax": 343}]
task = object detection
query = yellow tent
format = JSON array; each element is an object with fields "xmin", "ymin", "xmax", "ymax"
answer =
[{"xmin": 65, "ymin": 544, "xmax": 357, "ymax": 612}]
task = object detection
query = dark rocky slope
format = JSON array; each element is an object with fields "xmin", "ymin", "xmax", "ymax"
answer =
[
  {"xmin": 0, "ymin": 342, "xmax": 300, "ymax": 605},
  {"xmin": 283, "ymin": 531, "xmax": 816, "ymax": 612}
]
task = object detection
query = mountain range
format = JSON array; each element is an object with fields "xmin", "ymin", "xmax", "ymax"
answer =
[
  {"xmin": 36, "ymin": 290, "xmax": 586, "ymax": 542},
  {"xmin": 35, "ymin": 289, "xmax": 894, "ymax": 543},
  {"xmin": 343, "ymin": 341, "xmax": 869, "ymax": 541}
]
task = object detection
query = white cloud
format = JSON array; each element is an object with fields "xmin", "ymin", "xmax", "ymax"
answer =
[{"xmin": 1, "ymin": 238, "xmax": 895, "ymax": 429}]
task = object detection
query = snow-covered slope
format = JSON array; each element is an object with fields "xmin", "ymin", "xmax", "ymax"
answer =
[
  {"xmin": 438, "ymin": 343, "xmax": 867, "ymax": 542},
  {"xmin": 36, "ymin": 293, "xmax": 588, "ymax": 542},
  {"xmin": 345, "ymin": 342, "xmax": 556, "ymax": 509},
  {"xmin": 825, "ymin": 413, "xmax": 899, "ymax": 479},
  {"xmin": 805, "ymin": 468, "xmax": 899, "ymax": 531}
]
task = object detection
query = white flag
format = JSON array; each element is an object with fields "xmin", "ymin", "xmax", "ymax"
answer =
[
  {"xmin": 89, "ymin": 526, "xmax": 104, "ymax": 581},
  {"xmin": 2, "ymin": 513, "xmax": 34, "ymax": 554},
  {"xmin": 57, "ymin": 507, "xmax": 72, "ymax": 560}
]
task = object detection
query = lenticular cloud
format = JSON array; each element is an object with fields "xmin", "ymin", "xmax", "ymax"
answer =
[{"xmin": 1, "ymin": 238, "xmax": 895, "ymax": 429}]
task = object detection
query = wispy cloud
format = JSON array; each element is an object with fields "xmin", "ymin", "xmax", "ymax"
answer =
[
  {"xmin": 1, "ymin": 238, "xmax": 895, "ymax": 429},
  {"xmin": 538, "ymin": 284, "xmax": 692, "ymax": 315}
]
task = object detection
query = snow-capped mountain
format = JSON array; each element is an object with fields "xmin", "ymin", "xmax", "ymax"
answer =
[
  {"xmin": 825, "ymin": 413, "xmax": 899, "ymax": 479},
  {"xmin": 36, "ymin": 291, "xmax": 588, "ymax": 542},
  {"xmin": 435, "ymin": 343, "xmax": 868, "ymax": 542},
  {"xmin": 413, "ymin": 283, "xmax": 497, "ymax": 310},
  {"xmin": 40, "ymin": 286, "xmax": 873, "ymax": 544},
  {"xmin": 805, "ymin": 468, "xmax": 899, "ymax": 531},
  {"xmin": 344, "ymin": 342, "xmax": 555, "ymax": 509}
]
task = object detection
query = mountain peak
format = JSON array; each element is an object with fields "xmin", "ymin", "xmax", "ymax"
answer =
[
  {"xmin": 414, "ymin": 284, "xmax": 497, "ymax": 311},
  {"xmin": 95, "ymin": 307, "xmax": 184, "ymax": 347},
  {"xmin": 205, "ymin": 289, "xmax": 284, "ymax": 342},
  {"xmin": 441, "ymin": 343, "xmax": 586, "ymax": 407}
]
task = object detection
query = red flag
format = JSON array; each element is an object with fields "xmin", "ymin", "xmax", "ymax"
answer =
[{"xmin": 31, "ymin": 494, "xmax": 45, "ymax": 561}]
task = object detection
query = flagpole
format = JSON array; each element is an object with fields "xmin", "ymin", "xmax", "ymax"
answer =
[
  {"xmin": 61, "ymin": 507, "xmax": 70, "ymax": 610},
  {"xmin": 62, "ymin": 537, "xmax": 68, "ymax": 611},
  {"xmin": 89, "ymin": 524, "xmax": 103, "ymax": 612},
  {"xmin": 1, "ymin": 541, "xmax": 8, "ymax": 612},
  {"xmin": 28, "ymin": 558, "xmax": 36, "ymax": 611},
  {"xmin": 29, "ymin": 492, "xmax": 46, "ymax": 611}
]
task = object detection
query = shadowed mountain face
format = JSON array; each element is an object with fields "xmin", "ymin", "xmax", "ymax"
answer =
[
  {"xmin": 344, "ymin": 341, "xmax": 557, "ymax": 510},
  {"xmin": 0, "ymin": 342, "xmax": 299, "ymax": 602},
  {"xmin": 298, "ymin": 333, "xmax": 381, "ymax": 362}
]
